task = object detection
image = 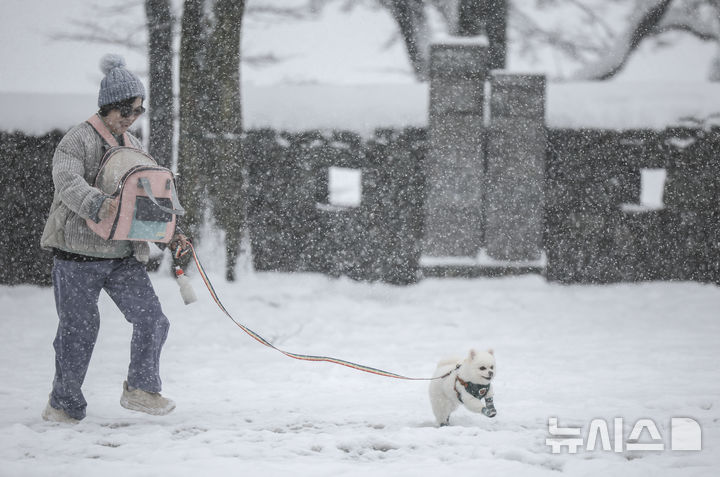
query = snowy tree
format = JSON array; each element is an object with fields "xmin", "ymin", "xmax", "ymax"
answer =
[
  {"xmin": 205, "ymin": 0, "xmax": 246, "ymax": 281},
  {"xmin": 177, "ymin": 0, "xmax": 209, "ymax": 242},
  {"xmin": 458, "ymin": 0, "xmax": 507, "ymax": 71},
  {"xmin": 145, "ymin": 0, "xmax": 174, "ymax": 167},
  {"xmin": 366, "ymin": 0, "xmax": 720, "ymax": 81},
  {"xmin": 53, "ymin": 1, "xmax": 720, "ymax": 85},
  {"xmin": 380, "ymin": 0, "xmax": 431, "ymax": 79},
  {"xmin": 502, "ymin": 0, "xmax": 720, "ymax": 80},
  {"xmin": 379, "ymin": 0, "xmax": 507, "ymax": 79},
  {"xmin": 569, "ymin": 0, "xmax": 720, "ymax": 80},
  {"xmin": 177, "ymin": 0, "xmax": 245, "ymax": 280}
]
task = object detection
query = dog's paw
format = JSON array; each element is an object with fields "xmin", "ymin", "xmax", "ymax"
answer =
[{"xmin": 482, "ymin": 407, "xmax": 497, "ymax": 418}]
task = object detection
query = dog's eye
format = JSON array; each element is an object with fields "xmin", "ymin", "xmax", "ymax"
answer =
[
  {"xmin": 479, "ymin": 366, "xmax": 486, "ymax": 370},
  {"xmin": 490, "ymin": 366, "xmax": 494, "ymax": 369}
]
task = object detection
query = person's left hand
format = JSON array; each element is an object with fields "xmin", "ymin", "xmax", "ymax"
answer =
[{"xmin": 170, "ymin": 233, "xmax": 191, "ymax": 254}]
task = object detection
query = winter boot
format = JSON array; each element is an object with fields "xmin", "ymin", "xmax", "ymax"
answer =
[
  {"xmin": 42, "ymin": 401, "xmax": 80, "ymax": 424},
  {"xmin": 120, "ymin": 381, "xmax": 175, "ymax": 416}
]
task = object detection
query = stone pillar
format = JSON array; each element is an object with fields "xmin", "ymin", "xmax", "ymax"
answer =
[
  {"xmin": 485, "ymin": 72, "xmax": 546, "ymax": 261},
  {"xmin": 423, "ymin": 39, "xmax": 489, "ymax": 257}
]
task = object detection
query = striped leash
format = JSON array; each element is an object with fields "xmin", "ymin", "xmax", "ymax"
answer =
[{"xmin": 177, "ymin": 243, "xmax": 444, "ymax": 381}]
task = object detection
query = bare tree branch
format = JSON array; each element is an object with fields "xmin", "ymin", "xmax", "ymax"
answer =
[
  {"xmin": 656, "ymin": 0, "xmax": 720, "ymax": 40},
  {"xmin": 571, "ymin": 0, "xmax": 674, "ymax": 80},
  {"xmin": 49, "ymin": 0, "xmax": 148, "ymax": 52},
  {"xmin": 512, "ymin": 4, "xmax": 607, "ymax": 63},
  {"xmin": 243, "ymin": 52, "xmax": 295, "ymax": 67},
  {"xmin": 564, "ymin": 0, "xmax": 616, "ymax": 50},
  {"xmin": 380, "ymin": 0, "xmax": 430, "ymax": 80},
  {"xmin": 50, "ymin": 20, "xmax": 147, "ymax": 51}
]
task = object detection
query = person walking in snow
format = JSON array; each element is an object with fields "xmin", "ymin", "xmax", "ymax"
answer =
[{"xmin": 40, "ymin": 54, "xmax": 187, "ymax": 423}]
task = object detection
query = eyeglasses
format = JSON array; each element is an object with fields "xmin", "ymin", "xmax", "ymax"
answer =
[{"xmin": 119, "ymin": 104, "xmax": 146, "ymax": 118}]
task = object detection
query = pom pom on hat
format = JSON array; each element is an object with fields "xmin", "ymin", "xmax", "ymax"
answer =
[
  {"xmin": 97, "ymin": 53, "xmax": 146, "ymax": 108},
  {"xmin": 100, "ymin": 53, "xmax": 127, "ymax": 75}
]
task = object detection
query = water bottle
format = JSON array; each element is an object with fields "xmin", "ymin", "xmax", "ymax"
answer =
[{"xmin": 175, "ymin": 267, "xmax": 197, "ymax": 305}]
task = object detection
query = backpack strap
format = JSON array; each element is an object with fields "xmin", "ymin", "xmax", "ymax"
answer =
[{"xmin": 86, "ymin": 114, "xmax": 132, "ymax": 148}]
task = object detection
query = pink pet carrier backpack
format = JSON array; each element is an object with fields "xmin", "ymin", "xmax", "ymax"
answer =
[{"xmin": 85, "ymin": 114, "xmax": 185, "ymax": 243}]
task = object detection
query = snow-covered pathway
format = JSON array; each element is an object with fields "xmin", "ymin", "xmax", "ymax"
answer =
[{"xmin": 1, "ymin": 268, "xmax": 718, "ymax": 476}]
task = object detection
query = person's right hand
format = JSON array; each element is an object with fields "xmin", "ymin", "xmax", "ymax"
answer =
[{"xmin": 99, "ymin": 197, "xmax": 118, "ymax": 221}]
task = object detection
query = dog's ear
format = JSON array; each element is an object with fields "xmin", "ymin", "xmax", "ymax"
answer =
[
  {"xmin": 469, "ymin": 349, "xmax": 477, "ymax": 360},
  {"xmin": 487, "ymin": 348, "xmax": 494, "ymax": 356}
]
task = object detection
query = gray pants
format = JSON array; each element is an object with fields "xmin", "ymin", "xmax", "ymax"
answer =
[{"xmin": 50, "ymin": 256, "xmax": 169, "ymax": 420}]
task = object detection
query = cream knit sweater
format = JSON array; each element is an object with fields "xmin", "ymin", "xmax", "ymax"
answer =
[{"xmin": 40, "ymin": 120, "xmax": 150, "ymax": 262}]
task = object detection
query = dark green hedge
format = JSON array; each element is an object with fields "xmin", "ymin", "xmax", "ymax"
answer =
[
  {"xmin": 0, "ymin": 130, "xmax": 63, "ymax": 285},
  {"xmin": 1, "ymin": 126, "xmax": 718, "ymax": 286},
  {"xmin": 545, "ymin": 127, "xmax": 720, "ymax": 284},
  {"xmin": 245, "ymin": 127, "xmax": 426, "ymax": 285}
]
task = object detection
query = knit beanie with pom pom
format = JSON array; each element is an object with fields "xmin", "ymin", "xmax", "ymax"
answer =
[{"xmin": 97, "ymin": 54, "xmax": 146, "ymax": 107}]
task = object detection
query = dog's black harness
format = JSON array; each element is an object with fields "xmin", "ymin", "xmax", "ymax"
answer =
[{"xmin": 455, "ymin": 376, "xmax": 491, "ymax": 403}]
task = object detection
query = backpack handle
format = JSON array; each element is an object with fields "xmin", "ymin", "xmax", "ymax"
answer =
[{"xmin": 137, "ymin": 177, "xmax": 186, "ymax": 216}]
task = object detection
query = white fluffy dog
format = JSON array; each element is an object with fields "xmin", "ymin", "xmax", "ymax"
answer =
[{"xmin": 428, "ymin": 349, "xmax": 497, "ymax": 426}]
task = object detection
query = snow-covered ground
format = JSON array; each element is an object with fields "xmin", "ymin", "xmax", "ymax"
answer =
[{"xmin": 1, "ymin": 248, "xmax": 718, "ymax": 477}]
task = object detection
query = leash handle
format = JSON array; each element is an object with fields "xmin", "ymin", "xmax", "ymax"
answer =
[{"xmin": 188, "ymin": 243, "xmax": 441, "ymax": 381}]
